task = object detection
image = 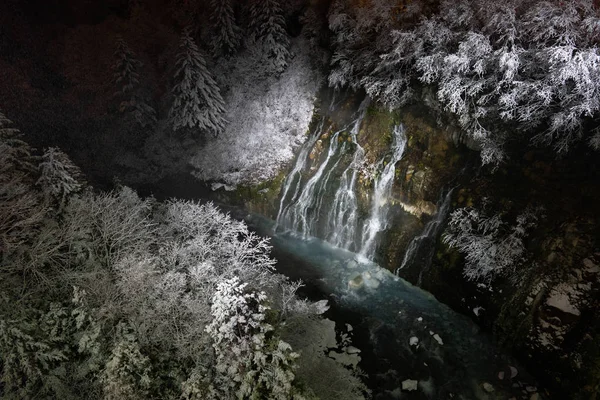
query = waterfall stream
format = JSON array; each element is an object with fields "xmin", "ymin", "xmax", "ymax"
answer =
[
  {"xmin": 358, "ymin": 124, "xmax": 407, "ymax": 260},
  {"xmin": 396, "ymin": 188, "xmax": 455, "ymax": 283},
  {"xmin": 276, "ymin": 97, "xmax": 407, "ymax": 259}
]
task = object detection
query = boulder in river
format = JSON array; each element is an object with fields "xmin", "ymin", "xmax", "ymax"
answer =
[{"xmin": 401, "ymin": 379, "xmax": 418, "ymax": 391}]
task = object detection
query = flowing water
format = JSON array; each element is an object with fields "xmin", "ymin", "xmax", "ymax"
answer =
[
  {"xmin": 276, "ymin": 96, "xmax": 407, "ymax": 258},
  {"xmin": 396, "ymin": 188, "xmax": 455, "ymax": 285},
  {"xmin": 262, "ymin": 92, "xmax": 542, "ymax": 398},
  {"xmin": 358, "ymin": 124, "xmax": 407, "ymax": 260},
  {"xmin": 245, "ymin": 214, "xmax": 542, "ymax": 400}
]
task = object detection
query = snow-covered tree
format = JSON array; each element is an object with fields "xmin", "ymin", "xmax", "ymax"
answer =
[
  {"xmin": 205, "ymin": 277, "xmax": 304, "ymax": 399},
  {"xmin": 0, "ymin": 110, "xmax": 35, "ymax": 176},
  {"xmin": 169, "ymin": 29, "xmax": 227, "ymax": 135},
  {"xmin": 248, "ymin": 0, "xmax": 291, "ymax": 72},
  {"xmin": 0, "ymin": 110, "xmax": 45, "ymax": 258},
  {"xmin": 36, "ymin": 147, "xmax": 84, "ymax": 209},
  {"xmin": 112, "ymin": 37, "xmax": 157, "ymax": 128},
  {"xmin": 100, "ymin": 323, "xmax": 152, "ymax": 400},
  {"xmin": 443, "ymin": 206, "xmax": 541, "ymax": 281},
  {"xmin": 209, "ymin": 0, "xmax": 241, "ymax": 57},
  {"xmin": 341, "ymin": 0, "xmax": 600, "ymax": 164}
]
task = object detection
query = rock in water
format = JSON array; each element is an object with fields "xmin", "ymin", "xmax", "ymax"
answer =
[
  {"xmin": 401, "ymin": 379, "xmax": 418, "ymax": 391},
  {"xmin": 348, "ymin": 274, "xmax": 364, "ymax": 289},
  {"xmin": 409, "ymin": 337, "xmax": 419, "ymax": 347},
  {"xmin": 482, "ymin": 382, "xmax": 494, "ymax": 393},
  {"xmin": 433, "ymin": 334, "xmax": 444, "ymax": 345}
]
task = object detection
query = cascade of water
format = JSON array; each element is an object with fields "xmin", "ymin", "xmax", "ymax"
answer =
[
  {"xmin": 276, "ymin": 97, "xmax": 371, "ymax": 243},
  {"xmin": 325, "ymin": 98, "xmax": 370, "ymax": 250},
  {"xmin": 358, "ymin": 124, "xmax": 407, "ymax": 260},
  {"xmin": 277, "ymin": 128, "xmax": 346, "ymax": 236},
  {"xmin": 274, "ymin": 119, "xmax": 325, "ymax": 232},
  {"xmin": 395, "ymin": 187, "xmax": 456, "ymax": 279}
]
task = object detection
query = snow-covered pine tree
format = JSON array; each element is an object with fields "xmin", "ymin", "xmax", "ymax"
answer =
[
  {"xmin": 209, "ymin": 0, "xmax": 241, "ymax": 57},
  {"xmin": 112, "ymin": 37, "xmax": 156, "ymax": 128},
  {"xmin": 248, "ymin": 0, "xmax": 291, "ymax": 73},
  {"xmin": 169, "ymin": 29, "xmax": 227, "ymax": 135},
  {"xmin": 0, "ymin": 110, "xmax": 36, "ymax": 175},
  {"xmin": 36, "ymin": 147, "xmax": 84, "ymax": 209}
]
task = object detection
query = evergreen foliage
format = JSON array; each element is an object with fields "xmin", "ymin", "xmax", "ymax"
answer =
[
  {"xmin": 169, "ymin": 28, "xmax": 227, "ymax": 135},
  {"xmin": 249, "ymin": 0, "xmax": 291, "ymax": 72},
  {"xmin": 112, "ymin": 37, "xmax": 157, "ymax": 128},
  {"xmin": 443, "ymin": 206, "xmax": 541, "ymax": 281},
  {"xmin": 209, "ymin": 0, "xmax": 241, "ymax": 57},
  {"xmin": 36, "ymin": 147, "xmax": 84, "ymax": 209},
  {"xmin": 329, "ymin": 0, "xmax": 600, "ymax": 164}
]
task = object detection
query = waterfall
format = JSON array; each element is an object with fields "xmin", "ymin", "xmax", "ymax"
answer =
[
  {"xmin": 358, "ymin": 124, "xmax": 407, "ymax": 260},
  {"xmin": 279, "ymin": 128, "xmax": 346, "ymax": 237},
  {"xmin": 276, "ymin": 96, "xmax": 410, "ymax": 259},
  {"xmin": 325, "ymin": 99, "xmax": 369, "ymax": 250},
  {"xmin": 395, "ymin": 187, "xmax": 455, "ymax": 281},
  {"xmin": 276, "ymin": 97, "xmax": 370, "ymax": 242},
  {"xmin": 274, "ymin": 119, "xmax": 325, "ymax": 232}
]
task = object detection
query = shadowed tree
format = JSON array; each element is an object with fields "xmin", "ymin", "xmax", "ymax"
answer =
[
  {"xmin": 112, "ymin": 37, "xmax": 157, "ymax": 128},
  {"xmin": 169, "ymin": 28, "xmax": 227, "ymax": 136},
  {"xmin": 248, "ymin": 0, "xmax": 291, "ymax": 73},
  {"xmin": 209, "ymin": 0, "xmax": 242, "ymax": 57}
]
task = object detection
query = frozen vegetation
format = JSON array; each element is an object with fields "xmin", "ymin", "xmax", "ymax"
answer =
[
  {"xmin": 191, "ymin": 38, "xmax": 321, "ymax": 186},
  {"xmin": 0, "ymin": 112, "xmax": 368, "ymax": 399}
]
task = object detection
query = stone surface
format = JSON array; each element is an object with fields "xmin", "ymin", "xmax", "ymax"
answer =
[
  {"xmin": 482, "ymin": 382, "xmax": 494, "ymax": 393},
  {"xmin": 401, "ymin": 379, "xmax": 418, "ymax": 391}
]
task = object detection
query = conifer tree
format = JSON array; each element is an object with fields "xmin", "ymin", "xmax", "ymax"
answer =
[
  {"xmin": 248, "ymin": 0, "xmax": 291, "ymax": 73},
  {"xmin": 112, "ymin": 37, "xmax": 157, "ymax": 128},
  {"xmin": 209, "ymin": 0, "xmax": 241, "ymax": 57},
  {"xmin": 169, "ymin": 29, "xmax": 227, "ymax": 136},
  {"xmin": 36, "ymin": 147, "xmax": 84, "ymax": 209}
]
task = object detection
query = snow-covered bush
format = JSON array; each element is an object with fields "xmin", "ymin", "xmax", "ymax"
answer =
[
  {"xmin": 61, "ymin": 186, "xmax": 156, "ymax": 269},
  {"xmin": 190, "ymin": 38, "xmax": 321, "ymax": 186},
  {"xmin": 169, "ymin": 28, "xmax": 227, "ymax": 136},
  {"xmin": 0, "ymin": 129, "xmax": 370, "ymax": 399},
  {"xmin": 443, "ymin": 206, "xmax": 541, "ymax": 281},
  {"xmin": 206, "ymin": 277, "xmax": 303, "ymax": 399}
]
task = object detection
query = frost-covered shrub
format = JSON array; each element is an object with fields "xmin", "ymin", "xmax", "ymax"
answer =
[
  {"xmin": 62, "ymin": 186, "xmax": 156, "ymax": 269},
  {"xmin": 0, "ymin": 129, "xmax": 370, "ymax": 399},
  {"xmin": 443, "ymin": 206, "xmax": 541, "ymax": 281},
  {"xmin": 190, "ymin": 38, "xmax": 320, "ymax": 186}
]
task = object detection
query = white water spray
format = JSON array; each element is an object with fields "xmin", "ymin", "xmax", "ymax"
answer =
[{"xmin": 358, "ymin": 124, "xmax": 407, "ymax": 260}]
